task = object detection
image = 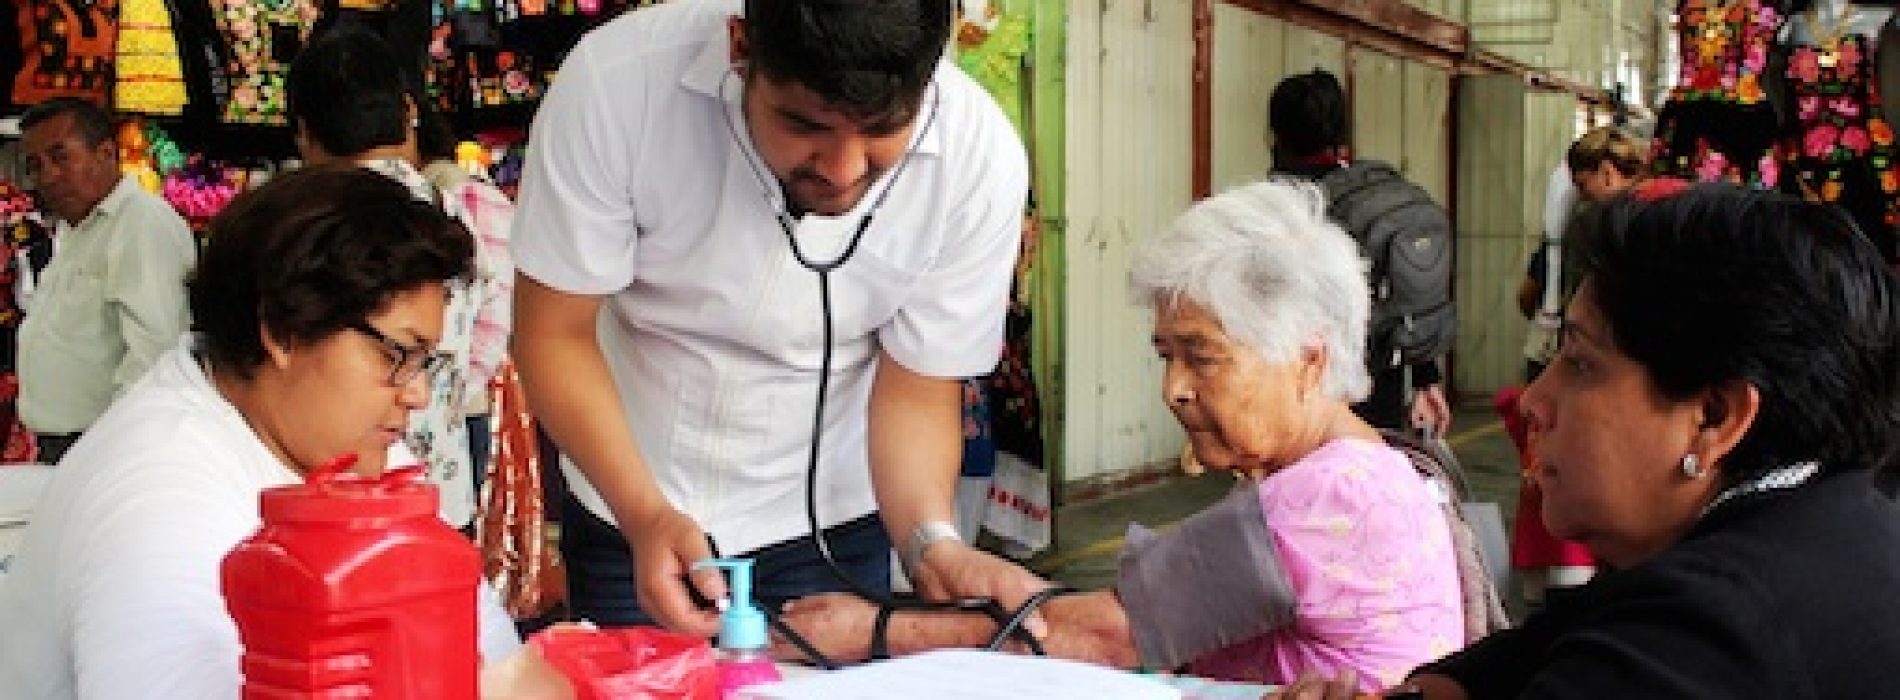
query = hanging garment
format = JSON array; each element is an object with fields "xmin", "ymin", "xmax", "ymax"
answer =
[
  {"xmin": 114, "ymin": 0, "xmax": 187, "ymax": 115},
  {"xmin": 12, "ymin": 0, "xmax": 117, "ymax": 105},
  {"xmin": 954, "ymin": 0, "xmax": 1030, "ymax": 136},
  {"xmin": 208, "ymin": 0, "xmax": 320, "ymax": 125},
  {"xmin": 0, "ymin": 185, "xmax": 50, "ymax": 464},
  {"xmin": 1781, "ymin": 32, "xmax": 1900, "ymax": 263},
  {"xmin": 1652, "ymin": 0, "xmax": 1787, "ymax": 187},
  {"xmin": 476, "ymin": 362, "xmax": 565, "ymax": 619}
]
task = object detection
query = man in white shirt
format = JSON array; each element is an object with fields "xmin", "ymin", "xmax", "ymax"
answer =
[
  {"xmin": 16, "ymin": 98, "xmax": 196, "ymax": 464},
  {"xmin": 513, "ymin": 0, "xmax": 1046, "ymax": 634}
]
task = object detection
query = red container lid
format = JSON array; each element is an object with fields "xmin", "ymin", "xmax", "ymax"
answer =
[{"xmin": 259, "ymin": 455, "xmax": 438, "ymax": 524}]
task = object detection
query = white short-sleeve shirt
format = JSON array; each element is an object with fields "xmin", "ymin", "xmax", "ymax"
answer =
[{"xmin": 512, "ymin": 0, "xmax": 1029, "ymax": 555}]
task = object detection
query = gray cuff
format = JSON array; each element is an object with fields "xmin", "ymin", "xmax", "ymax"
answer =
[{"xmin": 1114, "ymin": 484, "xmax": 1295, "ymax": 670}]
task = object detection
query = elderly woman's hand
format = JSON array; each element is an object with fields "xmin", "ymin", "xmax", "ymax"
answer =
[
  {"xmin": 772, "ymin": 593, "xmax": 879, "ymax": 665},
  {"xmin": 1272, "ymin": 672, "xmax": 1465, "ymax": 700},
  {"xmin": 1271, "ymin": 670, "xmax": 1363, "ymax": 700},
  {"xmin": 913, "ymin": 542, "xmax": 1053, "ymax": 637}
]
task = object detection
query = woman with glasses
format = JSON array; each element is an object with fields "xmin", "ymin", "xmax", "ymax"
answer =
[
  {"xmin": 286, "ymin": 27, "xmax": 517, "ymax": 533},
  {"xmin": 0, "ymin": 167, "xmax": 522, "ymax": 698}
]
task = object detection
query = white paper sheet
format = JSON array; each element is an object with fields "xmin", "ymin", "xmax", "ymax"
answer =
[{"xmin": 740, "ymin": 650, "xmax": 1181, "ymax": 700}]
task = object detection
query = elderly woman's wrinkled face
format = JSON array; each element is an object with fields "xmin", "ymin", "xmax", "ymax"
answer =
[
  {"xmin": 1152, "ymin": 299, "xmax": 1316, "ymax": 473},
  {"xmin": 264, "ymin": 284, "xmax": 446, "ymax": 476},
  {"xmin": 1519, "ymin": 284, "xmax": 1706, "ymax": 567}
]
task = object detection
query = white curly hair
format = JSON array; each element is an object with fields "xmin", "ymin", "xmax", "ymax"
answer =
[{"xmin": 1129, "ymin": 178, "xmax": 1373, "ymax": 402}]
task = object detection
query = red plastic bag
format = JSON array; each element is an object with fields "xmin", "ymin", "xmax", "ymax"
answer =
[{"xmin": 529, "ymin": 625, "xmax": 719, "ymax": 700}]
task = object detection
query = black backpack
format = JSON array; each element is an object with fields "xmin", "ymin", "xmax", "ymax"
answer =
[{"xmin": 1317, "ymin": 161, "xmax": 1456, "ymax": 370}]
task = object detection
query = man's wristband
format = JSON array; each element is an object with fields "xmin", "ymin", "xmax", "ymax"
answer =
[{"xmin": 900, "ymin": 521, "xmax": 962, "ymax": 581}]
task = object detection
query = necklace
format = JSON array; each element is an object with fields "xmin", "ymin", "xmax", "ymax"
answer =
[
  {"xmin": 1806, "ymin": 2, "xmax": 1857, "ymax": 69},
  {"xmin": 1698, "ymin": 461, "xmax": 1820, "ymax": 519}
]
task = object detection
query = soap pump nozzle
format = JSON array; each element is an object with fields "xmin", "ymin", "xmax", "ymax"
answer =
[
  {"xmin": 692, "ymin": 558, "xmax": 766, "ymax": 651},
  {"xmin": 693, "ymin": 557, "xmax": 781, "ymax": 697}
]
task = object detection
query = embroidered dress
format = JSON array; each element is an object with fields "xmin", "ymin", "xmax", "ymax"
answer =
[
  {"xmin": 0, "ymin": 189, "xmax": 48, "ymax": 463},
  {"xmin": 1653, "ymin": 0, "xmax": 1786, "ymax": 186},
  {"xmin": 1781, "ymin": 32, "xmax": 1900, "ymax": 263},
  {"xmin": 208, "ymin": 0, "xmax": 320, "ymax": 125}
]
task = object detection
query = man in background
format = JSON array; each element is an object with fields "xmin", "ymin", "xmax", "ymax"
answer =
[
  {"xmin": 1267, "ymin": 70, "xmax": 1455, "ymax": 437},
  {"xmin": 16, "ymin": 97, "xmax": 196, "ymax": 464}
]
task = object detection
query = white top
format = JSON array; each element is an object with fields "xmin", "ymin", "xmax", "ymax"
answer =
[
  {"xmin": 513, "ymin": 0, "xmax": 1029, "ymax": 554},
  {"xmin": 1525, "ymin": 163, "xmax": 1575, "ymax": 364},
  {"xmin": 0, "ymin": 338, "xmax": 520, "ymax": 699},
  {"xmin": 17, "ymin": 175, "xmax": 196, "ymax": 435},
  {"xmin": 361, "ymin": 158, "xmax": 501, "ymax": 529}
]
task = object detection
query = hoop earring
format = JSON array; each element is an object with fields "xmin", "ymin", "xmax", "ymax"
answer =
[{"xmin": 1680, "ymin": 453, "xmax": 1702, "ymax": 479}]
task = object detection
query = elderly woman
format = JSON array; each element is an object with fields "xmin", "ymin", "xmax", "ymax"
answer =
[
  {"xmin": 0, "ymin": 168, "xmax": 520, "ymax": 698},
  {"xmin": 1283, "ymin": 182, "xmax": 1900, "ymax": 699},
  {"xmin": 774, "ymin": 180, "xmax": 1500, "ymax": 692}
]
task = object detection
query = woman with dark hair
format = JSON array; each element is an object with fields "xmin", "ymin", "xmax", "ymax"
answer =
[
  {"xmin": 1504, "ymin": 126, "xmax": 1653, "ymax": 609},
  {"xmin": 1280, "ymin": 182, "xmax": 1900, "ymax": 698},
  {"xmin": 0, "ymin": 167, "xmax": 521, "ymax": 698},
  {"xmin": 287, "ymin": 27, "xmax": 517, "ymax": 534}
]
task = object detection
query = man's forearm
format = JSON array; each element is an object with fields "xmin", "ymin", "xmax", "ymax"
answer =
[
  {"xmin": 866, "ymin": 351, "xmax": 962, "ymax": 552},
  {"xmin": 512, "ymin": 278, "xmax": 665, "ymax": 527}
]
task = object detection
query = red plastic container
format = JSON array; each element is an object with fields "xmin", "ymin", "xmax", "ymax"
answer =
[{"xmin": 222, "ymin": 455, "xmax": 481, "ymax": 699}]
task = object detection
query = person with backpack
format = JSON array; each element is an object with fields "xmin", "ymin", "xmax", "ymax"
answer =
[{"xmin": 1267, "ymin": 70, "xmax": 1456, "ymax": 438}]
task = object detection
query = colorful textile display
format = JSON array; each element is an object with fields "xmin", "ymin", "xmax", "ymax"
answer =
[
  {"xmin": 1652, "ymin": 0, "xmax": 1787, "ymax": 186},
  {"xmin": 208, "ymin": 0, "xmax": 321, "ymax": 125},
  {"xmin": 1780, "ymin": 27, "xmax": 1900, "ymax": 262},
  {"xmin": 13, "ymin": 0, "xmax": 118, "ymax": 105},
  {"xmin": 114, "ymin": 0, "xmax": 188, "ymax": 115}
]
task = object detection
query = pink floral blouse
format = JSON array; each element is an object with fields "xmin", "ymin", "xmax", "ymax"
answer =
[{"xmin": 1186, "ymin": 438, "xmax": 1465, "ymax": 692}]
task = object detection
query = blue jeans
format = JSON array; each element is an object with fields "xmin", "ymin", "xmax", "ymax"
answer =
[{"xmin": 558, "ymin": 491, "xmax": 891, "ymax": 627}]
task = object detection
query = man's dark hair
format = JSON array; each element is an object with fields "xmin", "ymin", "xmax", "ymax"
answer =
[
  {"xmin": 1580, "ymin": 184, "xmax": 1900, "ymax": 487},
  {"xmin": 20, "ymin": 97, "xmax": 115, "ymax": 147},
  {"xmin": 742, "ymin": 0, "xmax": 952, "ymax": 120},
  {"xmin": 1268, "ymin": 70, "xmax": 1350, "ymax": 156},
  {"xmin": 286, "ymin": 28, "xmax": 410, "ymax": 158},
  {"xmin": 190, "ymin": 166, "xmax": 473, "ymax": 379}
]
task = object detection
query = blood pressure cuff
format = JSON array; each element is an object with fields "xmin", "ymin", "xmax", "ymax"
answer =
[{"xmin": 1114, "ymin": 485, "xmax": 1295, "ymax": 670}]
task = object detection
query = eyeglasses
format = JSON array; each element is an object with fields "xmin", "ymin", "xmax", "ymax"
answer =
[{"xmin": 347, "ymin": 321, "xmax": 449, "ymax": 387}]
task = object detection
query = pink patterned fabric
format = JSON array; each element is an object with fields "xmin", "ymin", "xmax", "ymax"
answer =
[
  {"xmin": 453, "ymin": 179, "xmax": 516, "ymax": 393},
  {"xmin": 1186, "ymin": 438, "xmax": 1465, "ymax": 692}
]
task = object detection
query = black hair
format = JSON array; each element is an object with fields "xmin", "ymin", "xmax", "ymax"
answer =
[
  {"xmin": 742, "ymin": 0, "xmax": 952, "ymax": 120},
  {"xmin": 20, "ymin": 97, "xmax": 116, "ymax": 147},
  {"xmin": 286, "ymin": 28, "xmax": 410, "ymax": 158},
  {"xmin": 1268, "ymin": 70, "xmax": 1350, "ymax": 156},
  {"xmin": 1578, "ymin": 184, "xmax": 1900, "ymax": 486},
  {"xmin": 414, "ymin": 100, "xmax": 458, "ymax": 164},
  {"xmin": 190, "ymin": 166, "xmax": 474, "ymax": 379}
]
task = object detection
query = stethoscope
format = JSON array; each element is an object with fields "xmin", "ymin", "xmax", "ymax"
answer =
[
  {"xmin": 714, "ymin": 69, "xmax": 1062, "ymax": 667},
  {"xmin": 718, "ymin": 68, "xmax": 936, "ymax": 274}
]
